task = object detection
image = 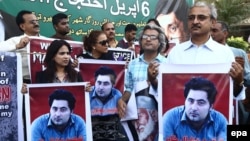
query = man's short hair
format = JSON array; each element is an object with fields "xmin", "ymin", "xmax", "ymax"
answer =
[
  {"xmin": 124, "ymin": 24, "xmax": 137, "ymax": 33},
  {"xmin": 94, "ymin": 66, "xmax": 117, "ymax": 84},
  {"xmin": 101, "ymin": 22, "xmax": 114, "ymax": 31},
  {"xmin": 217, "ymin": 21, "xmax": 229, "ymax": 32},
  {"xmin": 52, "ymin": 13, "xmax": 68, "ymax": 25},
  {"xmin": 48, "ymin": 89, "xmax": 76, "ymax": 111},
  {"xmin": 184, "ymin": 77, "xmax": 217, "ymax": 105},
  {"xmin": 16, "ymin": 10, "xmax": 33, "ymax": 31}
]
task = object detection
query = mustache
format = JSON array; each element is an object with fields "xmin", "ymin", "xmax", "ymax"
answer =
[
  {"xmin": 191, "ymin": 24, "xmax": 200, "ymax": 29},
  {"xmin": 33, "ymin": 25, "xmax": 40, "ymax": 28}
]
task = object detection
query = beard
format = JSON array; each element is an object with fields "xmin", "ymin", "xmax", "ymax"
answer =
[{"xmin": 137, "ymin": 115, "xmax": 155, "ymax": 141}]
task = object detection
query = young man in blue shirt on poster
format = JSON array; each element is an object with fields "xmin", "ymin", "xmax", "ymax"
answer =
[{"xmin": 31, "ymin": 89, "xmax": 86, "ymax": 141}]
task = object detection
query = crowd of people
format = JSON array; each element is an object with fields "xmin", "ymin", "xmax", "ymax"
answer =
[{"xmin": 1, "ymin": 0, "xmax": 250, "ymax": 141}]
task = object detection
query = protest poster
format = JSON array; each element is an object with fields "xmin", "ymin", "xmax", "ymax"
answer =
[
  {"xmin": 25, "ymin": 82, "xmax": 92, "ymax": 141},
  {"xmin": 78, "ymin": 59, "xmax": 125, "ymax": 92},
  {"xmin": 158, "ymin": 63, "xmax": 233, "ymax": 140},
  {"xmin": 0, "ymin": 52, "xmax": 23, "ymax": 140},
  {"xmin": 108, "ymin": 48, "xmax": 133, "ymax": 61},
  {"xmin": 28, "ymin": 37, "xmax": 84, "ymax": 83}
]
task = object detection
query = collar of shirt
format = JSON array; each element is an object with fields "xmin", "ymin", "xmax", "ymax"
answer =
[
  {"xmin": 54, "ymin": 73, "xmax": 69, "ymax": 83},
  {"xmin": 123, "ymin": 37, "xmax": 128, "ymax": 43},
  {"xmin": 138, "ymin": 53, "xmax": 165, "ymax": 63},
  {"xmin": 184, "ymin": 36, "xmax": 217, "ymax": 52}
]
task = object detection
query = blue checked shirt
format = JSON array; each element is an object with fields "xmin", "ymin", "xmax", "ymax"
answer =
[{"xmin": 125, "ymin": 54, "xmax": 167, "ymax": 93}]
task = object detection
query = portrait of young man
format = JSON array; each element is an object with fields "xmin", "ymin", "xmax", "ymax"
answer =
[
  {"xmin": 26, "ymin": 83, "xmax": 91, "ymax": 141},
  {"xmin": 162, "ymin": 76, "xmax": 228, "ymax": 141}
]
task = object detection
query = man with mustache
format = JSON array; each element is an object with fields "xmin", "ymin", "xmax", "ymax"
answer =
[
  {"xmin": 118, "ymin": 23, "xmax": 167, "ymax": 141},
  {"xmin": 166, "ymin": 1, "xmax": 245, "ymax": 99},
  {"xmin": 101, "ymin": 22, "xmax": 118, "ymax": 48},
  {"xmin": 0, "ymin": 10, "xmax": 45, "ymax": 83},
  {"xmin": 163, "ymin": 77, "xmax": 227, "ymax": 141},
  {"xmin": 211, "ymin": 21, "xmax": 250, "ymax": 125},
  {"xmin": 31, "ymin": 89, "xmax": 86, "ymax": 141}
]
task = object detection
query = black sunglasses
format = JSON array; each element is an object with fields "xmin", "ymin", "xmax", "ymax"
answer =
[{"xmin": 97, "ymin": 40, "xmax": 109, "ymax": 46}]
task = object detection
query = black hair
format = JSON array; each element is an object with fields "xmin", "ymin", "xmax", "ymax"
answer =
[
  {"xmin": 52, "ymin": 13, "xmax": 68, "ymax": 25},
  {"xmin": 48, "ymin": 89, "xmax": 76, "ymax": 111},
  {"xmin": 184, "ymin": 77, "xmax": 217, "ymax": 105},
  {"xmin": 83, "ymin": 30, "xmax": 105, "ymax": 52},
  {"xmin": 44, "ymin": 39, "xmax": 80, "ymax": 82},
  {"xmin": 94, "ymin": 66, "xmax": 117, "ymax": 84},
  {"xmin": 124, "ymin": 24, "xmax": 137, "ymax": 33},
  {"xmin": 16, "ymin": 10, "xmax": 33, "ymax": 32},
  {"xmin": 155, "ymin": 0, "xmax": 189, "ymax": 35},
  {"xmin": 217, "ymin": 21, "xmax": 229, "ymax": 32}
]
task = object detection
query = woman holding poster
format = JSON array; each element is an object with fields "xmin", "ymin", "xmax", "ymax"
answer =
[{"xmin": 35, "ymin": 39, "xmax": 83, "ymax": 83}]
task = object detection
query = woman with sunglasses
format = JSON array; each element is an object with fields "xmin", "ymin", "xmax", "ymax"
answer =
[{"xmin": 78, "ymin": 30, "xmax": 114, "ymax": 60}]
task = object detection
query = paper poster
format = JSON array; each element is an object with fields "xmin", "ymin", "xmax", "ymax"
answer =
[
  {"xmin": 28, "ymin": 37, "xmax": 84, "ymax": 83},
  {"xmin": 158, "ymin": 63, "xmax": 233, "ymax": 140},
  {"xmin": 0, "ymin": 52, "xmax": 23, "ymax": 140},
  {"xmin": 78, "ymin": 59, "xmax": 125, "ymax": 92},
  {"xmin": 25, "ymin": 83, "xmax": 92, "ymax": 141}
]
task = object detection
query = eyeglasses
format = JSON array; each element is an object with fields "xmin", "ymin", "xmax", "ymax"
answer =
[
  {"xmin": 97, "ymin": 40, "xmax": 109, "ymax": 46},
  {"xmin": 188, "ymin": 15, "xmax": 210, "ymax": 21},
  {"xmin": 142, "ymin": 34, "xmax": 158, "ymax": 40}
]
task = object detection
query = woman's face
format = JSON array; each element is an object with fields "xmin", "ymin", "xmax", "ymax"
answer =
[
  {"xmin": 53, "ymin": 45, "xmax": 70, "ymax": 68},
  {"xmin": 93, "ymin": 33, "xmax": 109, "ymax": 53}
]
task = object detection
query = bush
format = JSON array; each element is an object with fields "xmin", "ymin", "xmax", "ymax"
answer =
[{"xmin": 227, "ymin": 36, "xmax": 250, "ymax": 51}]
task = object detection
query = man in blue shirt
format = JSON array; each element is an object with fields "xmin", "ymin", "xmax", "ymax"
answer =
[
  {"xmin": 118, "ymin": 23, "xmax": 167, "ymax": 140},
  {"xmin": 211, "ymin": 21, "xmax": 250, "ymax": 125},
  {"xmin": 90, "ymin": 66, "xmax": 127, "ymax": 140},
  {"xmin": 31, "ymin": 89, "xmax": 86, "ymax": 141},
  {"xmin": 163, "ymin": 77, "xmax": 227, "ymax": 141}
]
